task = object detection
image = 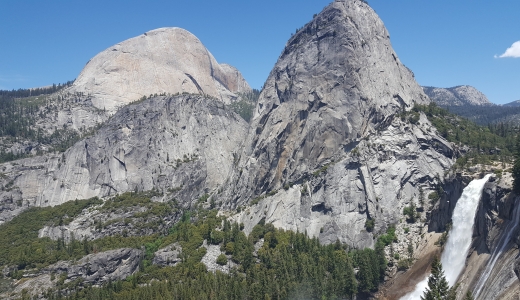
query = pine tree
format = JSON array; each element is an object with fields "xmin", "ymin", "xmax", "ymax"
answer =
[{"xmin": 421, "ymin": 256, "xmax": 450, "ymax": 300}]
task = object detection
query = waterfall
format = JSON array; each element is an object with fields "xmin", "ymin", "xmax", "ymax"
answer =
[
  {"xmin": 401, "ymin": 174, "xmax": 491, "ymax": 300},
  {"xmin": 473, "ymin": 196, "xmax": 520, "ymax": 299}
]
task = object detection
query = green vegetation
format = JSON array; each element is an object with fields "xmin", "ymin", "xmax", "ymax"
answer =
[
  {"xmin": 0, "ymin": 197, "xmax": 102, "ymax": 275},
  {"xmin": 464, "ymin": 291, "xmax": 475, "ymax": 300},
  {"xmin": 435, "ymin": 223, "xmax": 452, "ymax": 248},
  {"xmin": 0, "ymin": 191, "xmax": 183, "ymax": 278},
  {"xmin": 228, "ymin": 89, "xmax": 260, "ymax": 122},
  {"xmin": 0, "ymin": 81, "xmax": 102, "ymax": 163},
  {"xmin": 0, "ymin": 82, "xmax": 73, "ymax": 98},
  {"xmin": 403, "ymin": 201, "xmax": 418, "ymax": 223},
  {"xmin": 101, "ymin": 190, "xmax": 164, "ymax": 213},
  {"xmin": 365, "ymin": 218, "xmax": 375, "ymax": 232},
  {"xmin": 405, "ymin": 103, "xmax": 517, "ymax": 170},
  {"xmin": 24, "ymin": 203, "xmax": 398, "ymax": 299},
  {"xmin": 216, "ymin": 253, "xmax": 227, "ymax": 265},
  {"xmin": 421, "ymin": 256, "xmax": 457, "ymax": 300},
  {"xmin": 0, "ymin": 176, "xmax": 399, "ymax": 299},
  {"xmin": 512, "ymin": 136, "xmax": 520, "ymax": 193}
]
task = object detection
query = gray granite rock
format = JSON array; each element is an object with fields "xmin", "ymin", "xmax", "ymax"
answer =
[
  {"xmin": 153, "ymin": 243, "xmax": 182, "ymax": 267},
  {"xmin": 0, "ymin": 94, "xmax": 248, "ymax": 220},
  {"xmin": 423, "ymin": 85, "xmax": 494, "ymax": 107},
  {"xmin": 48, "ymin": 248, "xmax": 143, "ymax": 285},
  {"xmin": 71, "ymin": 27, "xmax": 251, "ymax": 113},
  {"xmin": 1, "ymin": 248, "xmax": 143, "ymax": 299},
  {"xmin": 227, "ymin": 0, "xmax": 454, "ymax": 249}
]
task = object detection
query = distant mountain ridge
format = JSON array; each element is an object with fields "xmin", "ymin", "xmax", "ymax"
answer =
[
  {"xmin": 422, "ymin": 85, "xmax": 520, "ymax": 125},
  {"xmin": 422, "ymin": 85, "xmax": 495, "ymax": 107},
  {"xmin": 503, "ymin": 99, "xmax": 520, "ymax": 107}
]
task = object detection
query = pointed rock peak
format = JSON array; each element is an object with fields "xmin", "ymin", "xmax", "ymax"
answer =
[
  {"xmin": 72, "ymin": 27, "xmax": 251, "ymax": 113},
  {"xmin": 239, "ymin": 0, "xmax": 429, "ymax": 194}
]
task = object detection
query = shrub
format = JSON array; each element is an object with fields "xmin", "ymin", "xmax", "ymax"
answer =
[
  {"xmin": 377, "ymin": 226, "xmax": 396, "ymax": 246},
  {"xmin": 210, "ymin": 230, "xmax": 224, "ymax": 245},
  {"xmin": 225, "ymin": 242, "xmax": 234, "ymax": 255},
  {"xmin": 216, "ymin": 254, "xmax": 227, "ymax": 266},
  {"xmin": 397, "ymin": 259, "xmax": 411, "ymax": 271},
  {"xmin": 428, "ymin": 192, "xmax": 440, "ymax": 204},
  {"xmin": 403, "ymin": 202, "xmax": 418, "ymax": 223},
  {"xmin": 365, "ymin": 219, "xmax": 375, "ymax": 232}
]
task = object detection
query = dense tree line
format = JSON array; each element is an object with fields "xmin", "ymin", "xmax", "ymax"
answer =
[
  {"xmin": 443, "ymin": 105, "xmax": 520, "ymax": 126},
  {"xmin": 0, "ymin": 81, "xmax": 73, "ymax": 98},
  {"xmin": 56, "ymin": 215, "xmax": 389, "ymax": 299},
  {"xmin": 0, "ymin": 94, "xmax": 40, "ymax": 140},
  {"xmin": 2, "ymin": 191, "xmax": 398, "ymax": 299}
]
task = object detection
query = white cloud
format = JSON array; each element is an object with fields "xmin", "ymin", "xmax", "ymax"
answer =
[{"xmin": 497, "ymin": 41, "xmax": 520, "ymax": 58}]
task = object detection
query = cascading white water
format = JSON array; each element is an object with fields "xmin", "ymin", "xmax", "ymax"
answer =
[
  {"xmin": 473, "ymin": 197, "xmax": 520, "ymax": 299},
  {"xmin": 401, "ymin": 175, "xmax": 491, "ymax": 300}
]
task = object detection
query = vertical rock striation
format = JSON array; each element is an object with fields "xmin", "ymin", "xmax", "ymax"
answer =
[
  {"xmin": 0, "ymin": 94, "xmax": 248, "ymax": 217},
  {"xmin": 228, "ymin": 0, "xmax": 454, "ymax": 248}
]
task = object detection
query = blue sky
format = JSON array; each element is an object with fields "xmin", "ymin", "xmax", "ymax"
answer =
[{"xmin": 0, "ymin": 0, "xmax": 518, "ymax": 104}]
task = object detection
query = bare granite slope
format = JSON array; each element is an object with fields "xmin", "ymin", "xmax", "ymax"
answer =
[
  {"xmin": 226, "ymin": 0, "xmax": 454, "ymax": 248},
  {"xmin": 71, "ymin": 27, "xmax": 251, "ymax": 113}
]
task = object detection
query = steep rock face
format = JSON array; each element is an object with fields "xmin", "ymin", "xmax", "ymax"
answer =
[
  {"xmin": 233, "ymin": 113, "xmax": 454, "ymax": 249},
  {"xmin": 0, "ymin": 94, "xmax": 247, "ymax": 216},
  {"xmin": 232, "ymin": 0, "xmax": 429, "ymax": 199},
  {"xmin": 466, "ymin": 177, "xmax": 520, "ymax": 300},
  {"xmin": 71, "ymin": 27, "xmax": 251, "ymax": 112},
  {"xmin": 423, "ymin": 85, "xmax": 494, "ymax": 107},
  {"xmin": 226, "ymin": 0, "xmax": 453, "ymax": 248}
]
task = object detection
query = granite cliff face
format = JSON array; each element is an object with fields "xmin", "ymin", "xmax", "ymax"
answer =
[
  {"xmin": 227, "ymin": 0, "xmax": 454, "ymax": 248},
  {"xmin": 0, "ymin": 94, "xmax": 247, "ymax": 220},
  {"xmin": 0, "ymin": 0, "xmax": 456, "ymax": 251},
  {"xmin": 464, "ymin": 177, "xmax": 520, "ymax": 300},
  {"xmin": 71, "ymin": 27, "xmax": 251, "ymax": 113},
  {"xmin": 423, "ymin": 85, "xmax": 494, "ymax": 107}
]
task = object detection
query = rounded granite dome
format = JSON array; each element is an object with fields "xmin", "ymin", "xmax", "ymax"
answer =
[{"xmin": 72, "ymin": 27, "xmax": 250, "ymax": 112}]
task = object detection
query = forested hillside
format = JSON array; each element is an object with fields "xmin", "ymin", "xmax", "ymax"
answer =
[
  {"xmin": 2, "ymin": 192, "xmax": 398, "ymax": 300},
  {"xmin": 0, "ymin": 81, "xmax": 105, "ymax": 163},
  {"xmin": 403, "ymin": 103, "xmax": 517, "ymax": 169},
  {"xmin": 444, "ymin": 105, "xmax": 520, "ymax": 126}
]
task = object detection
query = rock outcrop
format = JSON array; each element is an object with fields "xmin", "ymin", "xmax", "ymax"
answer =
[
  {"xmin": 71, "ymin": 27, "xmax": 251, "ymax": 112},
  {"xmin": 0, "ymin": 94, "xmax": 248, "ymax": 216},
  {"xmin": 2, "ymin": 248, "xmax": 142, "ymax": 299},
  {"xmin": 227, "ymin": 0, "xmax": 454, "ymax": 249},
  {"xmin": 423, "ymin": 85, "xmax": 494, "ymax": 107},
  {"xmin": 464, "ymin": 175, "xmax": 520, "ymax": 300},
  {"xmin": 48, "ymin": 248, "xmax": 143, "ymax": 284},
  {"xmin": 153, "ymin": 243, "xmax": 182, "ymax": 267}
]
